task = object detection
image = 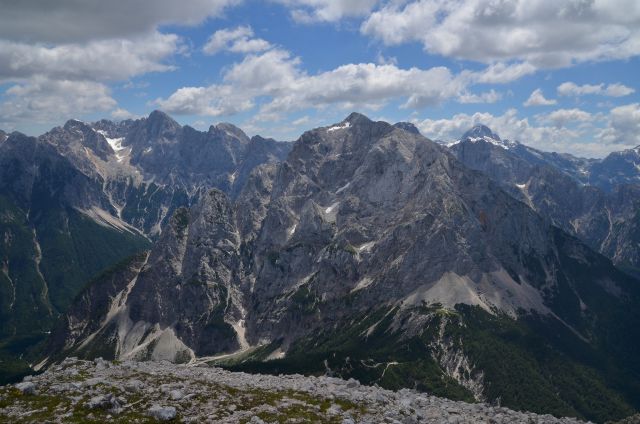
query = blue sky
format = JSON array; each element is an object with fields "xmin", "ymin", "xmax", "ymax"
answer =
[{"xmin": 0, "ymin": 0, "xmax": 639, "ymax": 157}]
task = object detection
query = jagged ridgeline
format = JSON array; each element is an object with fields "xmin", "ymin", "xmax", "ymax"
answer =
[
  {"xmin": 0, "ymin": 111, "xmax": 291, "ymax": 384},
  {"xmin": 444, "ymin": 124, "xmax": 640, "ymax": 276},
  {"xmin": 40, "ymin": 113, "xmax": 640, "ymax": 423}
]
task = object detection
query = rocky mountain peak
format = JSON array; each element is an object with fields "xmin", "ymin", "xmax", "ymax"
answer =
[
  {"xmin": 393, "ymin": 121, "xmax": 421, "ymax": 135},
  {"xmin": 0, "ymin": 129, "xmax": 7, "ymax": 143},
  {"xmin": 344, "ymin": 111, "xmax": 373, "ymax": 125},
  {"xmin": 212, "ymin": 122, "xmax": 251, "ymax": 144},
  {"xmin": 62, "ymin": 118, "xmax": 89, "ymax": 131},
  {"xmin": 147, "ymin": 109, "xmax": 176, "ymax": 124},
  {"xmin": 461, "ymin": 124, "xmax": 501, "ymax": 141},
  {"xmin": 458, "ymin": 124, "xmax": 518, "ymax": 150},
  {"xmin": 142, "ymin": 110, "xmax": 181, "ymax": 139},
  {"xmin": 47, "ymin": 119, "xmax": 113, "ymax": 162}
]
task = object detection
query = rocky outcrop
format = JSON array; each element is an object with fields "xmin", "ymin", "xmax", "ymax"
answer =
[{"xmin": 0, "ymin": 358, "xmax": 592, "ymax": 423}]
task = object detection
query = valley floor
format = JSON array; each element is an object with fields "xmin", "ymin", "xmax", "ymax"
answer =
[{"xmin": 0, "ymin": 358, "xmax": 601, "ymax": 423}]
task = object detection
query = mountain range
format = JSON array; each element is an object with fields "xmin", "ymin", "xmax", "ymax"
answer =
[
  {"xmin": 443, "ymin": 125, "xmax": 640, "ymax": 274},
  {"xmin": 0, "ymin": 112, "xmax": 290, "ymax": 382},
  {"xmin": 1, "ymin": 112, "xmax": 639, "ymax": 423}
]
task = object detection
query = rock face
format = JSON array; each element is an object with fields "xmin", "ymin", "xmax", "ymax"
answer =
[
  {"xmin": 445, "ymin": 125, "xmax": 640, "ymax": 272},
  {"xmin": 0, "ymin": 358, "xmax": 594, "ymax": 423},
  {"xmin": 0, "ymin": 111, "xmax": 290, "ymax": 384},
  {"xmin": 585, "ymin": 147, "xmax": 640, "ymax": 191},
  {"xmin": 38, "ymin": 111, "xmax": 291, "ymax": 236},
  {"xmin": 46, "ymin": 113, "xmax": 640, "ymax": 422},
  {"xmin": 126, "ymin": 190, "xmax": 246, "ymax": 358}
]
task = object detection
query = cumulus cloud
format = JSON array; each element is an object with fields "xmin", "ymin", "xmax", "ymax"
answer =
[
  {"xmin": 0, "ymin": 0, "xmax": 242, "ymax": 43},
  {"xmin": 458, "ymin": 89, "xmax": 502, "ymax": 104},
  {"xmin": 0, "ymin": 0, "xmax": 245, "ymax": 129},
  {"xmin": 361, "ymin": 0, "xmax": 640, "ymax": 68},
  {"xmin": 156, "ymin": 47, "xmax": 474, "ymax": 119},
  {"xmin": 0, "ymin": 33, "xmax": 181, "ymax": 82},
  {"xmin": 523, "ymin": 88, "xmax": 557, "ymax": 107},
  {"xmin": 0, "ymin": 32, "xmax": 183, "ymax": 129},
  {"xmin": 417, "ymin": 109, "xmax": 576, "ymax": 146},
  {"xmin": 536, "ymin": 108, "xmax": 592, "ymax": 127},
  {"xmin": 0, "ymin": 77, "xmax": 116, "ymax": 126},
  {"xmin": 272, "ymin": 0, "xmax": 379, "ymax": 23},
  {"xmin": 598, "ymin": 103, "xmax": 640, "ymax": 145},
  {"xmin": 203, "ymin": 26, "xmax": 272, "ymax": 55},
  {"xmin": 416, "ymin": 108, "xmax": 622, "ymax": 156},
  {"xmin": 111, "ymin": 108, "xmax": 141, "ymax": 120},
  {"xmin": 558, "ymin": 81, "xmax": 636, "ymax": 97},
  {"xmin": 469, "ymin": 62, "xmax": 537, "ymax": 84}
]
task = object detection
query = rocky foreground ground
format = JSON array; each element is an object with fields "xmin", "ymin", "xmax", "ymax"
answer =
[{"xmin": 0, "ymin": 357, "xmax": 626, "ymax": 423}]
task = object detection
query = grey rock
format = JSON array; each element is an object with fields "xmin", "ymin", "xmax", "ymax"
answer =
[
  {"xmin": 124, "ymin": 379, "xmax": 145, "ymax": 393},
  {"xmin": 148, "ymin": 404, "xmax": 177, "ymax": 421},
  {"xmin": 0, "ymin": 359, "xmax": 593, "ymax": 423},
  {"xmin": 85, "ymin": 394, "xmax": 117, "ymax": 410},
  {"xmin": 14, "ymin": 382, "xmax": 36, "ymax": 395},
  {"xmin": 169, "ymin": 389, "xmax": 185, "ymax": 400},
  {"xmin": 447, "ymin": 125, "xmax": 640, "ymax": 270}
]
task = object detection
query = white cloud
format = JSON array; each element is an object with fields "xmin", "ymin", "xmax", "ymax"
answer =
[
  {"xmin": 523, "ymin": 88, "xmax": 557, "ymax": 107},
  {"xmin": 203, "ymin": 26, "xmax": 272, "ymax": 55},
  {"xmin": 272, "ymin": 0, "xmax": 379, "ymax": 23},
  {"xmin": 598, "ymin": 103, "xmax": 640, "ymax": 145},
  {"xmin": 605, "ymin": 83, "xmax": 636, "ymax": 97},
  {"xmin": 458, "ymin": 89, "xmax": 502, "ymax": 104},
  {"xmin": 0, "ymin": 77, "xmax": 116, "ymax": 126},
  {"xmin": 0, "ymin": 32, "xmax": 181, "ymax": 82},
  {"xmin": 0, "ymin": 0, "xmax": 242, "ymax": 43},
  {"xmin": 291, "ymin": 115, "xmax": 312, "ymax": 126},
  {"xmin": 558, "ymin": 81, "xmax": 636, "ymax": 97},
  {"xmin": 417, "ymin": 104, "xmax": 640, "ymax": 157},
  {"xmin": 0, "ymin": 0, "xmax": 244, "ymax": 129},
  {"xmin": 361, "ymin": 0, "xmax": 640, "ymax": 68},
  {"xmin": 469, "ymin": 62, "xmax": 537, "ymax": 84},
  {"xmin": 537, "ymin": 108, "xmax": 592, "ymax": 127},
  {"xmin": 111, "ymin": 108, "xmax": 140, "ymax": 120},
  {"xmin": 415, "ymin": 108, "xmax": 616, "ymax": 156},
  {"xmin": 156, "ymin": 47, "xmax": 473, "ymax": 119},
  {"xmin": 0, "ymin": 32, "xmax": 183, "ymax": 129}
]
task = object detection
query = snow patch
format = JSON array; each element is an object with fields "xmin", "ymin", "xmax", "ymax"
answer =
[
  {"xmin": 97, "ymin": 130, "xmax": 127, "ymax": 162},
  {"xmin": 466, "ymin": 136, "xmax": 517, "ymax": 150},
  {"xmin": 327, "ymin": 122, "xmax": 351, "ymax": 132}
]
